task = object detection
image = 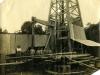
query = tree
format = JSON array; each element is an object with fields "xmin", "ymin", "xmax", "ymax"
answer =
[
  {"xmin": 85, "ymin": 23, "xmax": 100, "ymax": 56},
  {"xmin": 0, "ymin": 27, "xmax": 2, "ymax": 33},
  {"xmin": 85, "ymin": 23, "xmax": 100, "ymax": 43},
  {"xmin": 34, "ymin": 24, "xmax": 45, "ymax": 34},
  {"xmin": 21, "ymin": 21, "xmax": 45, "ymax": 34},
  {"xmin": 21, "ymin": 21, "xmax": 32, "ymax": 34},
  {"xmin": 2, "ymin": 29, "xmax": 8, "ymax": 33}
]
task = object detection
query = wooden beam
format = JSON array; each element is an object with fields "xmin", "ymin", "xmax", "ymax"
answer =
[{"xmin": 0, "ymin": 62, "xmax": 24, "ymax": 66}]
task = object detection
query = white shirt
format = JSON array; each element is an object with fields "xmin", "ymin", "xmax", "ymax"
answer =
[{"xmin": 16, "ymin": 48, "xmax": 22, "ymax": 52}]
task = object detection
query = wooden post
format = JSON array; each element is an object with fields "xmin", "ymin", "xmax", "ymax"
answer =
[
  {"xmin": 31, "ymin": 17, "xmax": 36, "ymax": 48},
  {"xmin": 0, "ymin": 35, "xmax": 6, "ymax": 75},
  {"xmin": 1, "ymin": 53, "xmax": 6, "ymax": 75},
  {"xmin": 1, "ymin": 54, "xmax": 6, "ymax": 75}
]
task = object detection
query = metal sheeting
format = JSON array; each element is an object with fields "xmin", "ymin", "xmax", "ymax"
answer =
[
  {"xmin": 70, "ymin": 24, "xmax": 100, "ymax": 46},
  {"xmin": 70, "ymin": 24, "xmax": 86, "ymax": 40},
  {"xmin": 34, "ymin": 35, "xmax": 48, "ymax": 47}
]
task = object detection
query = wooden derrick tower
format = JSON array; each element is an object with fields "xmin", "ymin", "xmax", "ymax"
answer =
[
  {"xmin": 46, "ymin": 1, "xmax": 99, "ymax": 74},
  {"xmin": 47, "ymin": 0, "xmax": 83, "ymax": 52}
]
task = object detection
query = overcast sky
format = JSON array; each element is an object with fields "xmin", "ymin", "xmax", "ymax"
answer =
[{"xmin": 0, "ymin": 0, "xmax": 100, "ymax": 33}]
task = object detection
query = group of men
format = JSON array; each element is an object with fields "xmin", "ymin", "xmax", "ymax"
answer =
[{"xmin": 15, "ymin": 45, "xmax": 52, "ymax": 56}]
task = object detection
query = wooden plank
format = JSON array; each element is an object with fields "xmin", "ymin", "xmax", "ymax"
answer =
[
  {"xmin": 69, "ymin": 60, "xmax": 90, "ymax": 64},
  {"xmin": 6, "ymin": 56, "xmax": 33, "ymax": 59},
  {"xmin": 0, "ymin": 61, "xmax": 24, "ymax": 66},
  {"xmin": 46, "ymin": 70, "xmax": 85, "ymax": 75},
  {"xmin": 53, "ymin": 52, "xmax": 77, "ymax": 55},
  {"xmin": 54, "ymin": 54, "xmax": 90, "ymax": 59},
  {"xmin": 74, "ymin": 56, "xmax": 94, "ymax": 60},
  {"xmin": 6, "ymin": 55, "xmax": 48, "ymax": 60},
  {"xmin": 71, "ymin": 59, "xmax": 98, "ymax": 70},
  {"xmin": 58, "ymin": 37, "xmax": 68, "ymax": 40}
]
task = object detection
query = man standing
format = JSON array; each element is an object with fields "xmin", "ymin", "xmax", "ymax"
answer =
[
  {"xmin": 16, "ymin": 45, "xmax": 22, "ymax": 57},
  {"xmin": 30, "ymin": 48, "xmax": 35, "ymax": 55}
]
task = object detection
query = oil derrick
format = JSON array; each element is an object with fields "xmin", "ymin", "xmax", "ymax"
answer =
[
  {"xmin": 46, "ymin": 0, "xmax": 99, "ymax": 74},
  {"xmin": 47, "ymin": 0, "xmax": 83, "ymax": 52}
]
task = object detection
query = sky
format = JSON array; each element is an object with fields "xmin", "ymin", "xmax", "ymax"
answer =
[{"xmin": 0, "ymin": 0, "xmax": 100, "ymax": 33}]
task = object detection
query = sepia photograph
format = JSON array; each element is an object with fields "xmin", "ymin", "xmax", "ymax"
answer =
[{"xmin": 0, "ymin": 0, "xmax": 100, "ymax": 75}]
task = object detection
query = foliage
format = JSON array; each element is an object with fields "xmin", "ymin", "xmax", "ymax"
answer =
[
  {"xmin": 21, "ymin": 21, "xmax": 32, "ymax": 34},
  {"xmin": 21, "ymin": 21, "xmax": 45, "ymax": 34},
  {"xmin": 0, "ymin": 28, "xmax": 2, "ymax": 33},
  {"xmin": 0, "ymin": 28, "xmax": 8, "ymax": 34},
  {"xmin": 85, "ymin": 23, "xmax": 100, "ymax": 56},
  {"xmin": 34, "ymin": 25, "xmax": 45, "ymax": 34},
  {"xmin": 85, "ymin": 23, "xmax": 100, "ymax": 43}
]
